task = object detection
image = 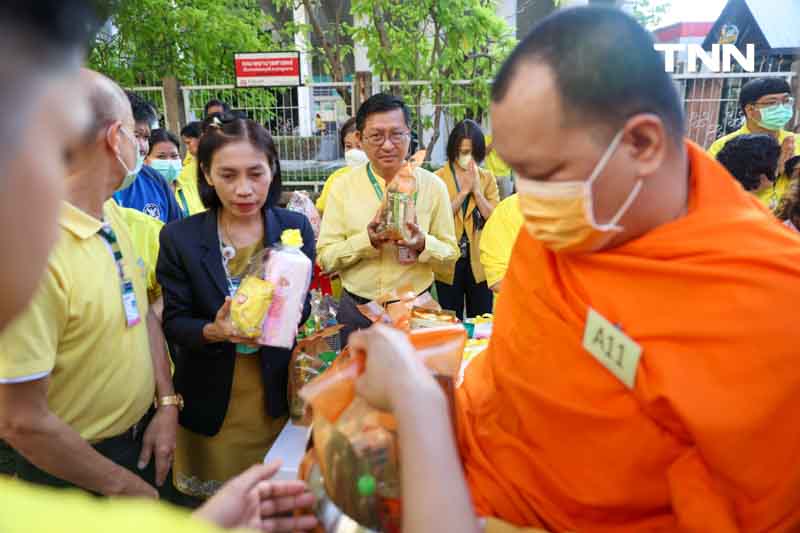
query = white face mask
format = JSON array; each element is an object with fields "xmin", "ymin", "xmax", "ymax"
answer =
[
  {"xmin": 150, "ymin": 159, "xmax": 183, "ymax": 183},
  {"xmin": 457, "ymin": 153, "xmax": 473, "ymax": 170},
  {"xmin": 116, "ymin": 127, "xmax": 144, "ymax": 192},
  {"xmin": 345, "ymin": 148, "xmax": 369, "ymax": 167}
]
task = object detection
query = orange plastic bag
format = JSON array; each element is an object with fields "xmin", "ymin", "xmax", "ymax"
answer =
[{"xmin": 299, "ymin": 325, "xmax": 466, "ymax": 531}]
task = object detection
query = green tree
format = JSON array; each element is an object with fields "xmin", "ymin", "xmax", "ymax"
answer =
[
  {"xmin": 627, "ymin": 0, "xmax": 671, "ymax": 29},
  {"xmin": 350, "ymin": 0, "xmax": 516, "ymax": 158},
  {"xmin": 89, "ymin": 0, "xmax": 274, "ymax": 85},
  {"xmin": 552, "ymin": 0, "xmax": 671, "ymax": 30},
  {"xmin": 270, "ymin": 0, "xmax": 355, "ymax": 104}
]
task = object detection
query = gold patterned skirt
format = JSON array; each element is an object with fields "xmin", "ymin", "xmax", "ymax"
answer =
[{"xmin": 174, "ymin": 354, "xmax": 287, "ymax": 499}]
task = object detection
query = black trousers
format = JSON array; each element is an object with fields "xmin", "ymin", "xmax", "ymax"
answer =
[
  {"xmin": 338, "ymin": 290, "xmax": 376, "ymax": 347},
  {"xmin": 13, "ymin": 408, "xmax": 176, "ymax": 501},
  {"xmin": 436, "ymin": 256, "xmax": 493, "ymax": 321}
]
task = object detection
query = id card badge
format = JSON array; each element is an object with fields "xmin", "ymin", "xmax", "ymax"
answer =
[
  {"xmin": 122, "ymin": 280, "xmax": 141, "ymax": 328},
  {"xmin": 582, "ymin": 308, "xmax": 642, "ymax": 389}
]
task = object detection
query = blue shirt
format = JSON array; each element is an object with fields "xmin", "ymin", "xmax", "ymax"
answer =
[{"xmin": 113, "ymin": 165, "xmax": 183, "ymax": 223}]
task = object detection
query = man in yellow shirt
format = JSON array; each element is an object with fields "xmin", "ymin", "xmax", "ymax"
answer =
[
  {"xmin": 479, "ymin": 193, "xmax": 522, "ymax": 292},
  {"xmin": 707, "ymin": 77, "xmax": 798, "ymax": 207},
  {"xmin": 317, "ymin": 94, "xmax": 458, "ymax": 344},
  {"xmin": 0, "ymin": 4, "xmax": 316, "ymax": 532},
  {"xmin": 0, "ymin": 69, "xmax": 177, "ymax": 499}
]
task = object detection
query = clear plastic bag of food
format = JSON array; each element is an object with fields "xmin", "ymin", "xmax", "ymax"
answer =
[
  {"xmin": 230, "ymin": 229, "xmax": 312, "ymax": 348},
  {"xmin": 289, "ymin": 324, "xmax": 344, "ymax": 425},
  {"xmin": 377, "ymin": 151, "xmax": 426, "ymax": 265},
  {"xmin": 287, "ymin": 190, "xmax": 322, "ymax": 239},
  {"xmin": 299, "ymin": 325, "xmax": 467, "ymax": 531}
]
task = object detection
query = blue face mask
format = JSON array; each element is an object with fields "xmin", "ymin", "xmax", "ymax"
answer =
[
  {"xmin": 757, "ymin": 103, "xmax": 794, "ymax": 131},
  {"xmin": 150, "ymin": 159, "xmax": 183, "ymax": 183}
]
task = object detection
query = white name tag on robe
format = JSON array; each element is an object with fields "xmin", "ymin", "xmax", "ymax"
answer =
[{"xmin": 582, "ymin": 308, "xmax": 642, "ymax": 389}]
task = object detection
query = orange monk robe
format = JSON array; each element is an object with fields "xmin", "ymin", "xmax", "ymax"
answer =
[{"xmin": 456, "ymin": 141, "xmax": 800, "ymax": 533}]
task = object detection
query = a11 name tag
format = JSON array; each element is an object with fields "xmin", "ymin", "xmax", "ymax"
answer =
[
  {"xmin": 122, "ymin": 280, "xmax": 141, "ymax": 328},
  {"xmin": 582, "ymin": 308, "xmax": 642, "ymax": 389}
]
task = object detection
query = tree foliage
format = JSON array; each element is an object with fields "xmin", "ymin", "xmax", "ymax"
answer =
[
  {"xmin": 627, "ymin": 0, "xmax": 671, "ymax": 29},
  {"xmin": 552, "ymin": 0, "xmax": 671, "ymax": 29},
  {"xmin": 89, "ymin": 0, "xmax": 274, "ymax": 85},
  {"xmin": 350, "ymin": 0, "xmax": 516, "ymax": 157},
  {"xmin": 270, "ymin": 0, "xmax": 355, "ymax": 103}
]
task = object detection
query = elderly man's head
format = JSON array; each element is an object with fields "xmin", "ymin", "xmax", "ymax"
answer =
[
  {"xmin": 74, "ymin": 69, "xmax": 140, "ymax": 193},
  {"xmin": 0, "ymin": 0, "xmax": 105, "ymax": 330},
  {"xmin": 491, "ymin": 7, "xmax": 686, "ymax": 254}
]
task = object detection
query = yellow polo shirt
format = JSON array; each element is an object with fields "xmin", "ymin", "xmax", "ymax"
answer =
[
  {"xmin": 175, "ymin": 158, "xmax": 206, "ymax": 217},
  {"xmin": 0, "ymin": 478, "xmax": 235, "ymax": 533},
  {"xmin": 479, "ymin": 194, "xmax": 523, "ymax": 289},
  {"xmin": 708, "ymin": 125, "xmax": 799, "ymax": 209},
  {"xmin": 0, "ymin": 200, "xmax": 155, "ymax": 441},
  {"xmin": 317, "ymin": 164, "xmax": 459, "ymax": 300},
  {"xmin": 316, "ymin": 166, "xmax": 353, "ymax": 213},
  {"xmin": 484, "ymin": 135, "xmax": 512, "ymax": 178},
  {"xmin": 119, "ymin": 207, "xmax": 163, "ymax": 303}
]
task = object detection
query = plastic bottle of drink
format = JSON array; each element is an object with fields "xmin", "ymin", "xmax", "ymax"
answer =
[{"xmin": 260, "ymin": 229, "xmax": 313, "ymax": 349}]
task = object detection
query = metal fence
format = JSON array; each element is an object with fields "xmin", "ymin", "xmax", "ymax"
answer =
[
  {"xmin": 179, "ymin": 82, "xmax": 356, "ymax": 191},
  {"xmin": 125, "ymin": 86, "xmax": 167, "ymax": 126},
  {"xmin": 130, "ymin": 69, "xmax": 798, "ymax": 193}
]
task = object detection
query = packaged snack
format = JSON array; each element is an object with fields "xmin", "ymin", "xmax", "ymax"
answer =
[
  {"xmin": 409, "ymin": 307, "xmax": 459, "ymax": 330},
  {"xmin": 259, "ymin": 229, "xmax": 313, "ymax": 349},
  {"xmin": 299, "ymin": 325, "xmax": 466, "ymax": 531},
  {"xmin": 230, "ymin": 275, "xmax": 275, "ymax": 338},
  {"xmin": 356, "ymin": 286, "xmax": 443, "ymax": 333},
  {"xmin": 465, "ymin": 313, "xmax": 493, "ymax": 339}
]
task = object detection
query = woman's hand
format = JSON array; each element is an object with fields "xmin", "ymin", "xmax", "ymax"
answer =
[
  {"xmin": 470, "ymin": 161, "xmax": 482, "ymax": 194},
  {"xmin": 456, "ymin": 167, "xmax": 475, "ymax": 193},
  {"xmin": 202, "ymin": 297, "xmax": 260, "ymax": 346},
  {"xmin": 193, "ymin": 462, "xmax": 318, "ymax": 532}
]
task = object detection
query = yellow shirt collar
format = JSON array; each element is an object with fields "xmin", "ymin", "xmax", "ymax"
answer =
[
  {"xmin": 738, "ymin": 123, "xmax": 793, "ymax": 143},
  {"xmin": 60, "ymin": 201, "xmax": 103, "ymax": 240}
]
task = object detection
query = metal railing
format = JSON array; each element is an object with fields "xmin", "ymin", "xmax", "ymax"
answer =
[
  {"xmin": 674, "ymin": 71, "xmax": 797, "ymax": 149},
  {"xmin": 128, "ymin": 70, "xmax": 798, "ymax": 193}
]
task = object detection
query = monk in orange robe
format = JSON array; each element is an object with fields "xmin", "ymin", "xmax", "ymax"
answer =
[{"xmin": 348, "ymin": 6, "xmax": 800, "ymax": 533}]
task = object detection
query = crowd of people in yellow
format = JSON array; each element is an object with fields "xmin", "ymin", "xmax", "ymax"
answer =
[{"xmin": 3, "ymin": 2, "xmax": 800, "ymax": 533}]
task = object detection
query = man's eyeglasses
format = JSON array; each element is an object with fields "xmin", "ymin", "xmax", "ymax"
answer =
[
  {"xmin": 363, "ymin": 131, "xmax": 411, "ymax": 147},
  {"xmin": 753, "ymin": 96, "xmax": 795, "ymax": 108}
]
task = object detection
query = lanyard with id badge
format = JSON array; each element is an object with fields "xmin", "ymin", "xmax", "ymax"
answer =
[{"xmin": 97, "ymin": 223, "xmax": 141, "ymax": 328}]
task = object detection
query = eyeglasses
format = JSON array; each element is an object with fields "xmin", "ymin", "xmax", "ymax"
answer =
[
  {"xmin": 753, "ymin": 96, "xmax": 795, "ymax": 108},
  {"xmin": 363, "ymin": 131, "xmax": 411, "ymax": 147}
]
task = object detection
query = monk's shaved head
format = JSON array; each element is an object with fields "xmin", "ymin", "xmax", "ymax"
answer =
[
  {"xmin": 81, "ymin": 68, "xmax": 134, "ymax": 140},
  {"xmin": 492, "ymin": 6, "xmax": 685, "ymax": 144}
]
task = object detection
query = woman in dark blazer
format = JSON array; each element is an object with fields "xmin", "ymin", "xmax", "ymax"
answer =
[{"xmin": 156, "ymin": 117, "xmax": 314, "ymax": 501}]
